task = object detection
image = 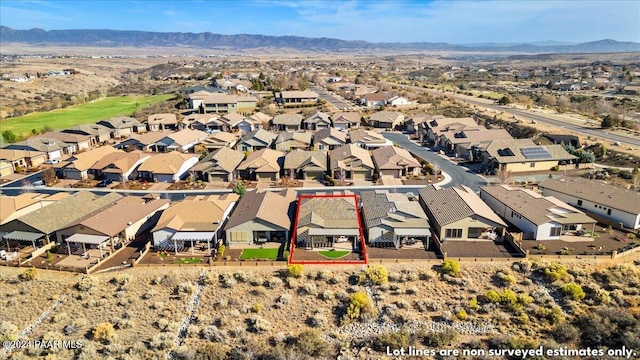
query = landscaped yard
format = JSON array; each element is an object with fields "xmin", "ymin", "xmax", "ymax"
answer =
[
  {"xmin": 1, "ymin": 94, "xmax": 172, "ymax": 136},
  {"xmin": 177, "ymin": 257, "xmax": 202, "ymax": 264},
  {"xmin": 239, "ymin": 248, "xmax": 279, "ymax": 260},
  {"xmin": 318, "ymin": 250, "xmax": 351, "ymax": 259}
]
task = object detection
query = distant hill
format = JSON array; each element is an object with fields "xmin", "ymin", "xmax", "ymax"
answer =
[{"xmin": 1, "ymin": 26, "xmax": 639, "ymax": 53}]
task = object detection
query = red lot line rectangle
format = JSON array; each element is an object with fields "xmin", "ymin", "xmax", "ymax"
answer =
[{"xmin": 288, "ymin": 193, "xmax": 368, "ymax": 265}]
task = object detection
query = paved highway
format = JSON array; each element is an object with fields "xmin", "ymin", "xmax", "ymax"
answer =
[{"xmin": 382, "ymin": 132, "xmax": 489, "ymax": 191}]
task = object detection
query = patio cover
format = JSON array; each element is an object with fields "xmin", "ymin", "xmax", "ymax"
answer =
[
  {"xmin": 171, "ymin": 232, "xmax": 216, "ymax": 241},
  {"xmin": 394, "ymin": 228, "xmax": 432, "ymax": 237},
  {"xmin": 308, "ymin": 228, "xmax": 360, "ymax": 236},
  {"xmin": 3, "ymin": 231, "xmax": 44, "ymax": 242},
  {"xmin": 65, "ymin": 234, "xmax": 109, "ymax": 245}
]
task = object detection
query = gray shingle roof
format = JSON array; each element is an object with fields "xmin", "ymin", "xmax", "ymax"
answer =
[{"xmin": 272, "ymin": 113, "xmax": 303, "ymax": 126}]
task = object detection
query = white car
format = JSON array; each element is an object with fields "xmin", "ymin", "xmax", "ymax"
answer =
[{"xmin": 44, "ymin": 159, "xmax": 60, "ymax": 165}]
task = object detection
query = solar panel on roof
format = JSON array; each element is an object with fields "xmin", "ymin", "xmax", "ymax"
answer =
[{"xmin": 521, "ymin": 146, "xmax": 551, "ymax": 160}]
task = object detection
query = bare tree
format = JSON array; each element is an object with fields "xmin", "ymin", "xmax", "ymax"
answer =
[{"xmin": 497, "ymin": 167, "xmax": 512, "ymax": 185}]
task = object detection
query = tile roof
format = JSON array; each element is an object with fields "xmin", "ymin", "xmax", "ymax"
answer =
[
  {"xmin": 61, "ymin": 146, "xmax": 121, "ymax": 171},
  {"xmin": 146, "ymin": 113, "xmax": 178, "ymax": 125},
  {"xmin": 427, "ymin": 117, "xmax": 478, "ymax": 132},
  {"xmin": 90, "ymin": 150, "xmax": 151, "ymax": 174},
  {"xmin": 272, "ymin": 113, "xmax": 303, "ymax": 126},
  {"xmin": 126, "ymin": 130, "xmax": 174, "ymax": 146},
  {"xmin": 303, "ymin": 111, "xmax": 331, "ymax": 124},
  {"xmin": 43, "ymin": 131, "xmax": 92, "ymax": 144},
  {"xmin": 0, "ymin": 193, "xmax": 69, "ymax": 224},
  {"xmin": 480, "ymin": 185, "xmax": 595, "ymax": 226},
  {"xmin": 280, "ymin": 90, "xmax": 319, "ymax": 99},
  {"xmin": 484, "ymin": 139, "xmax": 577, "ymax": 164},
  {"xmin": 241, "ymin": 129, "xmax": 277, "ymax": 147},
  {"xmin": 284, "ymin": 150, "xmax": 327, "ymax": 170},
  {"xmin": 275, "ymin": 132, "xmax": 312, "ymax": 146},
  {"xmin": 4, "ymin": 137, "xmax": 66, "ymax": 152},
  {"xmin": 314, "ymin": 128, "xmax": 347, "ymax": 145},
  {"xmin": 329, "ymin": 144, "xmax": 374, "ymax": 170},
  {"xmin": 62, "ymin": 124, "xmax": 112, "ymax": 136},
  {"xmin": 360, "ymin": 190, "xmax": 430, "ymax": 230},
  {"xmin": 348, "ymin": 129, "xmax": 386, "ymax": 144},
  {"xmin": 0, "ymin": 148, "xmax": 46, "ymax": 161},
  {"xmin": 162, "ymin": 128, "xmax": 208, "ymax": 146},
  {"xmin": 249, "ymin": 112, "xmax": 273, "ymax": 124},
  {"xmin": 440, "ymin": 128, "xmax": 513, "ymax": 145},
  {"xmin": 192, "ymin": 147, "xmax": 244, "ymax": 174},
  {"xmin": 297, "ymin": 196, "xmax": 359, "ymax": 231},
  {"xmin": 419, "ymin": 185, "xmax": 506, "ymax": 228},
  {"xmin": 137, "ymin": 152, "xmax": 198, "ymax": 174},
  {"xmin": 98, "ymin": 116, "xmax": 143, "ymax": 129},
  {"xmin": 237, "ymin": 148, "xmax": 284, "ymax": 173},
  {"xmin": 331, "ymin": 112, "xmax": 361, "ymax": 124},
  {"xmin": 369, "ymin": 111, "xmax": 404, "ymax": 123},
  {"xmin": 153, "ymin": 194, "xmax": 239, "ymax": 232},
  {"xmin": 220, "ymin": 112, "xmax": 246, "ymax": 126},
  {"xmin": 539, "ymin": 177, "xmax": 640, "ymax": 215},
  {"xmin": 15, "ymin": 192, "xmax": 123, "ymax": 234},
  {"xmin": 224, "ymin": 189, "xmax": 296, "ymax": 230},
  {"xmin": 371, "ymin": 146, "xmax": 421, "ymax": 170}
]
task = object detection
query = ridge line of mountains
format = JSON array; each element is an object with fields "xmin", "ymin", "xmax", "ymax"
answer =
[{"xmin": 1, "ymin": 26, "xmax": 639, "ymax": 53}]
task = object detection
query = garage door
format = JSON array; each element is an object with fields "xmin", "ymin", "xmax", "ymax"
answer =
[{"xmin": 208, "ymin": 173, "xmax": 228, "ymax": 182}]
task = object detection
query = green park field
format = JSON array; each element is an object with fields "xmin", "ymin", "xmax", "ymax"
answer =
[{"xmin": 0, "ymin": 94, "xmax": 172, "ymax": 137}]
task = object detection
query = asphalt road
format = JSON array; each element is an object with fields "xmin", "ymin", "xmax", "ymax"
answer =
[
  {"xmin": 382, "ymin": 132, "xmax": 489, "ymax": 191},
  {"xmin": 311, "ymin": 85, "xmax": 353, "ymax": 110}
]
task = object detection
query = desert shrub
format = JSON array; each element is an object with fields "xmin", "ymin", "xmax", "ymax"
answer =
[
  {"xmin": 0, "ymin": 321, "xmax": 19, "ymax": 342},
  {"xmin": 495, "ymin": 271, "xmax": 516, "ymax": 287},
  {"xmin": 194, "ymin": 343, "xmax": 228, "ymax": 360},
  {"xmin": 552, "ymin": 322, "xmax": 580, "ymax": 343},
  {"xmin": 316, "ymin": 269, "xmax": 333, "ymax": 280},
  {"xmin": 155, "ymin": 318, "xmax": 171, "ymax": 332},
  {"xmin": 249, "ymin": 276, "xmax": 264, "ymax": 286},
  {"xmin": 220, "ymin": 273, "xmax": 237, "ymax": 288},
  {"xmin": 517, "ymin": 293, "xmax": 533, "ymax": 305},
  {"xmin": 419, "ymin": 270, "xmax": 437, "ymax": 280},
  {"xmin": 233, "ymin": 271, "xmax": 249, "ymax": 282},
  {"xmin": 251, "ymin": 285, "xmax": 267, "ymax": 296},
  {"xmin": 76, "ymin": 342, "xmax": 97, "ymax": 360},
  {"xmin": 151, "ymin": 272, "xmax": 178, "ymax": 287},
  {"xmin": 150, "ymin": 332, "xmax": 173, "ymax": 350},
  {"xmin": 328, "ymin": 274, "xmax": 344, "ymax": 284},
  {"xmin": 357, "ymin": 265, "xmax": 389, "ymax": 285},
  {"xmin": 275, "ymin": 293, "xmax": 292, "ymax": 308},
  {"xmin": 142, "ymin": 289, "xmax": 157, "ymax": 300},
  {"xmin": 300, "ymin": 282, "xmax": 317, "ymax": 295},
  {"xmin": 423, "ymin": 329, "xmax": 458, "ymax": 347},
  {"xmin": 406, "ymin": 286, "xmax": 419, "ymax": 295},
  {"xmin": 112, "ymin": 317, "xmax": 134, "ymax": 330},
  {"xmin": 574, "ymin": 307, "xmax": 640, "ymax": 349},
  {"xmin": 252, "ymin": 304, "xmax": 263, "ymax": 313},
  {"xmin": 110, "ymin": 273, "xmax": 131, "ymax": 286},
  {"xmin": 201, "ymin": 325, "xmax": 227, "ymax": 342},
  {"xmin": 267, "ymin": 276, "xmax": 283, "ymax": 288},
  {"xmin": 441, "ymin": 260, "xmax": 460, "ymax": 275},
  {"xmin": 484, "ymin": 290, "xmax": 501, "ymax": 303},
  {"xmin": 400, "ymin": 269, "xmax": 419, "ymax": 282},
  {"xmin": 19, "ymin": 267, "xmax": 37, "ymax": 281},
  {"xmin": 292, "ymin": 330, "xmax": 331, "ymax": 357},
  {"xmin": 320, "ymin": 290, "xmax": 334, "ymax": 301},
  {"xmin": 562, "ymin": 283, "xmax": 586, "ymax": 301},
  {"xmin": 374, "ymin": 330, "xmax": 412, "ymax": 352},
  {"xmin": 593, "ymin": 288, "xmax": 611, "ymax": 305},
  {"xmin": 499, "ymin": 289, "xmax": 518, "ymax": 305},
  {"xmin": 343, "ymin": 291, "xmax": 376, "ymax": 323},
  {"xmin": 544, "ymin": 263, "xmax": 570, "ymax": 282},
  {"xmin": 468, "ymin": 297, "xmax": 480, "ymax": 310},
  {"xmin": 538, "ymin": 306, "xmax": 564, "ymax": 325},
  {"xmin": 248, "ymin": 316, "xmax": 271, "ymax": 333},
  {"xmin": 287, "ymin": 264, "xmax": 304, "ymax": 278},
  {"xmin": 202, "ymin": 271, "xmax": 218, "ymax": 285},
  {"xmin": 93, "ymin": 322, "xmax": 115, "ymax": 344},
  {"xmin": 75, "ymin": 275, "xmax": 97, "ymax": 292},
  {"xmin": 306, "ymin": 310, "xmax": 327, "ymax": 328},
  {"xmin": 456, "ymin": 310, "xmax": 468, "ymax": 320}
]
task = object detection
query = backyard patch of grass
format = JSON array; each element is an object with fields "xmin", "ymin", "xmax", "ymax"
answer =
[
  {"xmin": 318, "ymin": 250, "xmax": 350, "ymax": 259},
  {"xmin": 177, "ymin": 257, "xmax": 202, "ymax": 264},
  {"xmin": 1, "ymin": 94, "xmax": 172, "ymax": 136},
  {"xmin": 240, "ymin": 248, "xmax": 279, "ymax": 260}
]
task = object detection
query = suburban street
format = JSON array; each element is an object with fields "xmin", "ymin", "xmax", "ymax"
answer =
[
  {"xmin": 311, "ymin": 85, "xmax": 352, "ymax": 110},
  {"xmin": 382, "ymin": 132, "xmax": 489, "ymax": 191}
]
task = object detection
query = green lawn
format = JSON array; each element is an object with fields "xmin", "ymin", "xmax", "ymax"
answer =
[
  {"xmin": 1, "ymin": 94, "xmax": 172, "ymax": 136},
  {"xmin": 318, "ymin": 250, "xmax": 351, "ymax": 259},
  {"xmin": 177, "ymin": 257, "xmax": 202, "ymax": 264},
  {"xmin": 239, "ymin": 248, "xmax": 279, "ymax": 260}
]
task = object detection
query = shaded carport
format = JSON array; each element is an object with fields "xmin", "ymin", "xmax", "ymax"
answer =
[
  {"xmin": 2, "ymin": 231, "xmax": 45, "ymax": 251},
  {"xmin": 307, "ymin": 228, "xmax": 361, "ymax": 250},
  {"xmin": 394, "ymin": 228, "xmax": 432, "ymax": 249},
  {"xmin": 170, "ymin": 231, "xmax": 216, "ymax": 255},
  {"xmin": 65, "ymin": 234, "xmax": 109, "ymax": 258}
]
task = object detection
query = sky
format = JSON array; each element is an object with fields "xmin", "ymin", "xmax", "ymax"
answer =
[{"xmin": 1, "ymin": 0, "xmax": 639, "ymax": 44}]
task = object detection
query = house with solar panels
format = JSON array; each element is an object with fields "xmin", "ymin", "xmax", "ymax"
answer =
[{"xmin": 482, "ymin": 139, "xmax": 577, "ymax": 173}]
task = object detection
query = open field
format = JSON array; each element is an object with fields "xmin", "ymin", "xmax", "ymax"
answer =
[
  {"xmin": 0, "ymin": 94, "xmax": 172, "ymax": 136},
  {"xmin": 1, "ymin": 252, "xmax": 638, "ymax": 359}
]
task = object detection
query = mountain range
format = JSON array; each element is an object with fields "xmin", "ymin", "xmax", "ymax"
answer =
[{"xmin": 1, "ymin": 26, "xmax": 639, "ymax": 54}]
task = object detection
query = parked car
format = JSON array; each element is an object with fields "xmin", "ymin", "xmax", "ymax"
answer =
[
  {"xmin": 44, "ymin": 159, "xmax": 60, "ymax": 165},
  {"xmin": 0, "ymin": 250, "xmax": 7, "ymax": 260},
  {"xmin": 96, "ymin": 178, "xmax": 113, "ymax": 187}
]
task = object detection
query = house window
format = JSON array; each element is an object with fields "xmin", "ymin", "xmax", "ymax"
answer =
[
  {"xmin": 550, "ymin": 227, "xmax": 562, "ymax": 237},
  {"xmin": 511, "ymin": 210, "xmax": 515, "ymax": 218},
  {"xmin": 241, "ymin": 145, "xmax": 248, "ymax": 152},
  {"xmin": 607, "ymin": 209, "xmax": 611, "ymax": 215},
  {"xmin": 318, "ymin": 144, "xmax": 325, "ymax": 150},
  {"xmin": 530, "ymin": 162, "xmax": 536, "ymax": 167},
  {"xmin": 577, "ymin": 200, "xmax": 582, "ymax": 206},
  {"xmin": 445, "ymin": 228, "xmax": 463, "ymax": 238}
]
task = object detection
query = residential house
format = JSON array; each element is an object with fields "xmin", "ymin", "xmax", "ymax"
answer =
[
  {"xmin": 151, "ymin": 194, "xmax": 239, "ymax": 251},
  {"xmin": 539, "ymin": 177, "xmax": 640, "ymax": 229},
  {"xmin": 368, "ymin": 111, "xmax": 404, "ymax": 129},
  {"xmin": 224, "ymin": 189, "xmax": 297, "ymax": 247},
  {"xmin": 424, "ymin": 117, "xmax": 478, "ymax": 143},
  {"xmin": 482, "ymin": 139, "xmax": 577, "ymax": 173},
  {"xmin": 294, "ymin": 195, "xmax": 361, "ymax": 250},
  {"xmin": 213, "ymin": 78, "xmax": 252, "ymax": 92},
  {"xmin": 275, "ymin": 132, "xmax": 312, "ymax": 151},
  {"xmin": 0, "ymin": 193, "xmax": 69, "ymax": 225},
  {"xmin": 56, "ymin": 146, "xmax": 120, "ymax": 180},
  {"xmin": 89, "ymin": 150, "xmax": 151, "ymax": 182},
  {"xmin": 388, "ymin": 96, "xmax": 412, "ymax": 107},
  {"xmin": 283, "ymin": 150, "xmax": 327, "ymax": 180},
  {"xmin": 237, "ymin": 129, "xmax": 277, "ymax": 152},
  {"xmin": 153, "ymin": 128, "xmax": 208, "ymax": 153},
  {"xmin": 249, "ymin": 112, "xmax": 273, "ymax": 129},
  {"xmin": 0, "ymin": 149, "xmax": 47, "ymax": 170},
  {"xmin": 199, "ymin": 94, "xmax": 257, "ymax": 114},
  {"xmin": 57, "ymin": 198, "xmax": 170, "ymax": 252},
  {"xmin": 137, "ymin": 152, "xmax": 199, "ymax": 183},
  {"xmin": 42, "ymin": 132, "xmax": 92, "ymax": 153},
  {"xmin": 3, "ymin": 137, "xmax": 71, "ymax": 159},
  {"xmin": 113, "ymin": 130, "xmax": 173, "ymax": 152},
  {"xmin": 371, "ymin": 146, "xmax": 421, "ymax": 178},
  {"xmin": 418, "ymin": 185, "xmax": 507, "ymax": 241},
  {"xmin": 348, "ymin": 129, "xmax": 392, "ymax": 149},
  {"xmin": 192, "ymin": 147, "xmax": 244, "ymax": 182},
  {"xmin": 405, "ymin": 113, "xmax": 442, "ymax": 134},
  {"xmin": 313, "ymin": 128, "xmax": 347, "ymax": 151},
  {"xmin": 329, "ymin": 144, "xmax": 375, "ymax": 180},
  {"xmin": 199, "ymin": 132, "xmax": 238, "ymax": 151},
  {"xmin": 2, "ymin": 192, "xmax": 123, "ymax": 246},
  {"xmin": 360, "ymin": 190, "xmax": 431, "ymax": 249},
  {"xmin": 0, "ymin": 160, "xmax": 12, "ymax": 176},
  {"xmin": 61, "ymin": 124, "xmax": 112, "ymax": 146},
  {"xmin": 438, "ymin": 127, "xmax": 513, "ymax": 160},
  {"xmin": 277, "ymin": 90, "xmax": 319, "ymax": 105},
  {"xmin": 303, "ymin": 111, "xmax": 332, "ymax": 130},
  {"xmin": 236, "ymin": 148, "xmax": 284, "ymax": 182},
  {"xmin": 331, "ymin": 112, "xmax": 361, "ymax": 130},
  {"xmin": 359, "ymin": 92, "xmax": 391, "ymax": 107},
  {"xmin": 480, "ymin": 185, "xmax": 596, "ymax": 240},
  {"xmin": 98, "ymin": 116, "xmax": 145, "ymax": 138},
  {"xmin": 220, "ymin": 112, "xmax": 256, "ymax": 134},
  {"xmin": 271, "ymin": 113, "xmax": 303, "ymax": 131},
  {"xmin": 182, "ymin": 113, "xmax": 223, "ymax": 132},
  {"xmin": 544, "ymin": 134, "xmax": 581, "ymax": 148},
  {"xmin": 146, "ymin": 113, "xmax": 180, "ymax": 131}
]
